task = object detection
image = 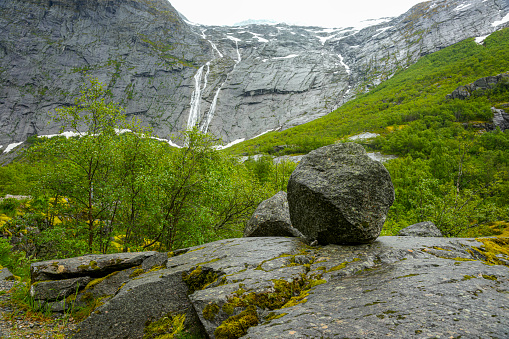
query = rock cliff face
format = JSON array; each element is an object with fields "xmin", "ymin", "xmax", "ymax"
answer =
[{"xmin": 1, "ymin": 0, "xmax": 509, "ymax": 148}]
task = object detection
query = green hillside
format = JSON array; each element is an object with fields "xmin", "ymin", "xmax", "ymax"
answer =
[
  {"xmin": 229, "ymin": 28, "xmax": 509, "ymax": 236},
  {"xmin": 229, "ymin": 28, "xmax": 509, "ymax": 155}
]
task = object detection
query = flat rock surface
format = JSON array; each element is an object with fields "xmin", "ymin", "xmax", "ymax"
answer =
[
  {"xmin": 398, "ymin": 221, "xmax": 443, "ymax": 237},
  {"xmin": 58, "ymin": 236, "xmax": 509, "ymax": 338},
  {"xmin": 245, "ymin": 237, "xmax": 509, "ymax": 338}
]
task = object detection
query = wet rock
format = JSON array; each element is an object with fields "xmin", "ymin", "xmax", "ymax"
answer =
[
  {"xmin": 0, "ymin": 267, "xmax": 14, "ymax": 281},
  {"xmin": 25, "ymin": 235, "xmax": 508, "ymax": 338},
  {"xmin": 244, "ymin": 191, "xmax": 303, "ymax": 238},
  {"xmin": 72, "ymin": 269, "xmax": 206, "ymax": 339},
  {"xmin": 30, "ymin": 277, "xmax": 91, "ymax": 301},
  {"xmin": 30, "ymin": 251, "xmax": 158, "ymax": 282},
  {"xmin": 287, "ymin": 143, "xmax": 395, "ymax": 245},
  {"xmin": 398, "ymin": 221, "xmax": 443, "ymax": 237}
]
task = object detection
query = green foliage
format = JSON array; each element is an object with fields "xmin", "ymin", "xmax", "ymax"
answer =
[
  {"xmin": 228, "ymin": 28, "xmax": 509, "ymax": 237},
  {"xmin": 1, "ymin": 78, "xmax": 275, "ymax": 259},
  {"xmin": 229, "ymin": 28, "xmax": 509, "ymax": 156},
  {"xmin": 0, "ymin": 237, "xmax": 33, "ymax": 279}
]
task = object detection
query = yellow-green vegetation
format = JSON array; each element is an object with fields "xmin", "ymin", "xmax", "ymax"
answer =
[
  {"xmin": 182, "ymin": 266, "xmax": 219, "ymax": 294},
  {"xmin": 84, "ymin": 271, "xmax": 120, "ymax": 290},
  {"xmin": 130, "ymin": 268, "xmax": 145, "ymax": 278},
  {"xmin": 202, "ymin": 303, "xmax": 220, "ymax": 321},
  {"xmin": 474, "ymin": 237, "xmax": 509, "ymax": 266},
  {"xmin": 264, "ymin": 311, "xmax": 288, "ymax": 322},
  {"xmin": 227, "ymin": 28, "xmax": 509, "ymax": 238},
  {"xmin": 72, "ymin": 294, "xmax": 110, "ymax": 321},
  {"xmin": 143, "ymin": 313, "xmax": 185, "ymax": 339},
  {"xmin": 221, "ymin": 274, "xmax": 326, "ymax": 314},
  {"xmin": 214, "ymin": 305, "xmax": 259, "ymax": 339},
  {"xmin": 325, "ymin": 258, "xmax": 362, "ymax": 272}
]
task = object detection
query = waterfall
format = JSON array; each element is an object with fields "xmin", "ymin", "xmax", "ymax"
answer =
[
  {"xmin": 200, "ymin": 38, "xmax": 242, "ymax": 133},
  {"xmin": 187, "ymin": 65, "xmax": 205, "ymax": 129}
]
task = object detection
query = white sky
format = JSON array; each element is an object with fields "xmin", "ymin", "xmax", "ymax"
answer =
[{"xmin": 168, "ymin": 0, "xmax": 427, "ymax": 27}]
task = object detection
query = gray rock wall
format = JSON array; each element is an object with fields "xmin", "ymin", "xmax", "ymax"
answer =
[{"xmin": 1, "ymin": 0, "xmax": 508, "ymax": 148}]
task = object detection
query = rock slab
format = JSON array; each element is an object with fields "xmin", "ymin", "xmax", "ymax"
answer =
[
  {"xmin": 287, "ymin": 143, "xmax": 395, "ymax": 245},
  {"xmin": 398, "ymin": 221, "xmax": 443, "ymax": 237},
  {"xmin": 244, "ymin": 191, "xmax": 303, "ymax": 238},
  {"xmin": 24, "ymin": 236, "xmax": 509, "ymax": 338}
]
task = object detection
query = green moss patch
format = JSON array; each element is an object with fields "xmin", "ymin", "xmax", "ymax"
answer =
[
  {"xmin": 143, "ymin": 313, "xmax": 185, "ymax": 339},
  {"xmin": 182, "ymin": 266, "xmax": 219, "ymax": 294},
  {"xmin": 203, "ymin": 303, "xmax": 220, "ymax": 321},
  {"xmin": 214, "ymin": 305, "xmax": 259, "ymax": 339},
  {"xmin": 474, "ymin": 238, "xmax": 509, "ymax": 266},
  {"xmin": 84, "ymin": 271, "xmax": 120, "ymax": 291}
]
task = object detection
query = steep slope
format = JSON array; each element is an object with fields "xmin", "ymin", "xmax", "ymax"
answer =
[
  {"xmin": 0, "ymin": 0, "xmax": 208, "ymax": 147},
  {"xmin": 184, "ymin": 0, "xmax": 509, "ymax": 144},
  {"xmin": 1, "ymin": 0, "xmax": 508, "ymax": 149}
]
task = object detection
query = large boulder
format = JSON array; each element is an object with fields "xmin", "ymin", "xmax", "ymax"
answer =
[
  {"xmin": 244, "ymin": 191, "xmax": 303, "ymax": 238},
  {"xmin": 287, "ymin": 143, "xmax": 395, "ymax": 245},
  {"xmin": 398, "ymin": 221, "xmax": 443, "ymax": 237}
]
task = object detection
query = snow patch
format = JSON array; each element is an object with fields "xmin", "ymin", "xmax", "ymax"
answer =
[
  {"xmin": 272, "ymin": 54, "xmax": 299, "ymax": 60},
  {"xmin": 39, "ymin": 131, "xmax": 82, "ymax": 139},
  {"xmin": 492, "ymin": 13, "xmax": 509, "ymax": 27},
  {"xmin": 226, "ymin": 35, "xmax": 241, "ymax": 42},
  {"xmin": 475, "ymin": 34, "xmax": 490, "ymax": 44},
  {"xmin": 317, "ymin": 35, "xmax": 336, "ymax": 45},
  {"xmin": 251, "ymin": 129, "xmax": 275, "ymax": 139},
  {"xmin": 454, "ymin": 3, "xmax": 472, "ymax": 11},
  {"xmin": 337, "ymin": 54, "xmax": 351, "ymax": 74},
  {"xmin": 348, "ymin": 132, "xmax": 379, "ymax": 141},
  {"xmin": 213, "ymin": 138, "xmax": 245, "ymax": 150},
  {"xmin": 248, "ymin": 32, "xmax": 269, "ymax": 43},
  {"xmin": 151, "ymin": 137, "xmax": 181, "ymax": 148},
  {"xmin": 3, "ymin": 142, "xmax": 23, "ymax": 153},
  {"xmin": 372, "ymin": 26, "xmax": 392, "ymax": 38}
]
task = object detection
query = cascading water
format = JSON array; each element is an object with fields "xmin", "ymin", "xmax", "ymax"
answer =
[
  {"xmin": 187, "ymin": 62, "xmax": 211, "ymax": 130},
  {"xmin": 187, "ymin": 65, "xmax": 205, "ymax": 129},
  {"xmin": 200, "ymin": 37, "xmax": 242, "ymax": 133}
]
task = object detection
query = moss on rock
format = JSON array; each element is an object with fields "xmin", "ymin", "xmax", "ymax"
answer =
[
  {"xmin": 182, "ymin": 266, "xmax": 218, "ymax": 294},
  {"xmin": 202, "ymin": 303, "xmax": 220, "ymax": 321},
  {"xmin": 214, "ymin": 305, "xmax": 259, "ymax": 339},
  {"xmin": 143, "ymin": 313, "xmax": 185, "ymax": 339}
]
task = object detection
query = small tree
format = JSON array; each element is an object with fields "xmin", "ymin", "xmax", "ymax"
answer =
[{"xmin": 29, "ymin": 77, "xmax": 125, "ymax": 252}]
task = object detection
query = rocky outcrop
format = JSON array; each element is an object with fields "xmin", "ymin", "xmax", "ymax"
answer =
[
  {"xmin": 492, "ymin": 107, "xmax": 509, "ymax": 131},
  {"xmin": 29, "ymin": 236, "xmax": 509, "ymax": 338},
  {"xmin": 446, "ymin": 72, "xmax": 509, "ymax": 99},
  {"xmin": 244, "ymin": 191, "xmax": 303, "ymax": 238},
  {"xmin": 287, "ymin": 143, "xmax": 395, "ymax": 245},
  {"xmin": 0, "ymin": 0, "xmax": 209, "ymax": 148},
  {"xmin": 1, "ymin": 0, "xmax": 509, "ymax": 148},
  {"xmin": 398, "ymin": 221, "xmax": 443, "ymax": 237}
]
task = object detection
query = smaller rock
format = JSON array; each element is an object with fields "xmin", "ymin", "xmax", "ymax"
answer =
[
  {"xmin": 398, "ymin": 221, "xmax": 443, "ymax": 237},
  {"xmin": 244, "ymin": 191, "xmax": 303, "ymax": 238},
  {"xmin": 30, "ymin": 276, "xmax": 91, "ymax": 301},
  {"xmin": 30, "ymin": 251, "xmax": 158, "ymax": 282},
  {"xmin": 0, "ymin": 267, "xmax": 14, "ymax": 281}
]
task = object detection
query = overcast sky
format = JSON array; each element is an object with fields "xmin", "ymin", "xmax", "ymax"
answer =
[{"xmin": 168, "ymin": 0, "xmax": 426, "ymax": 27}]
